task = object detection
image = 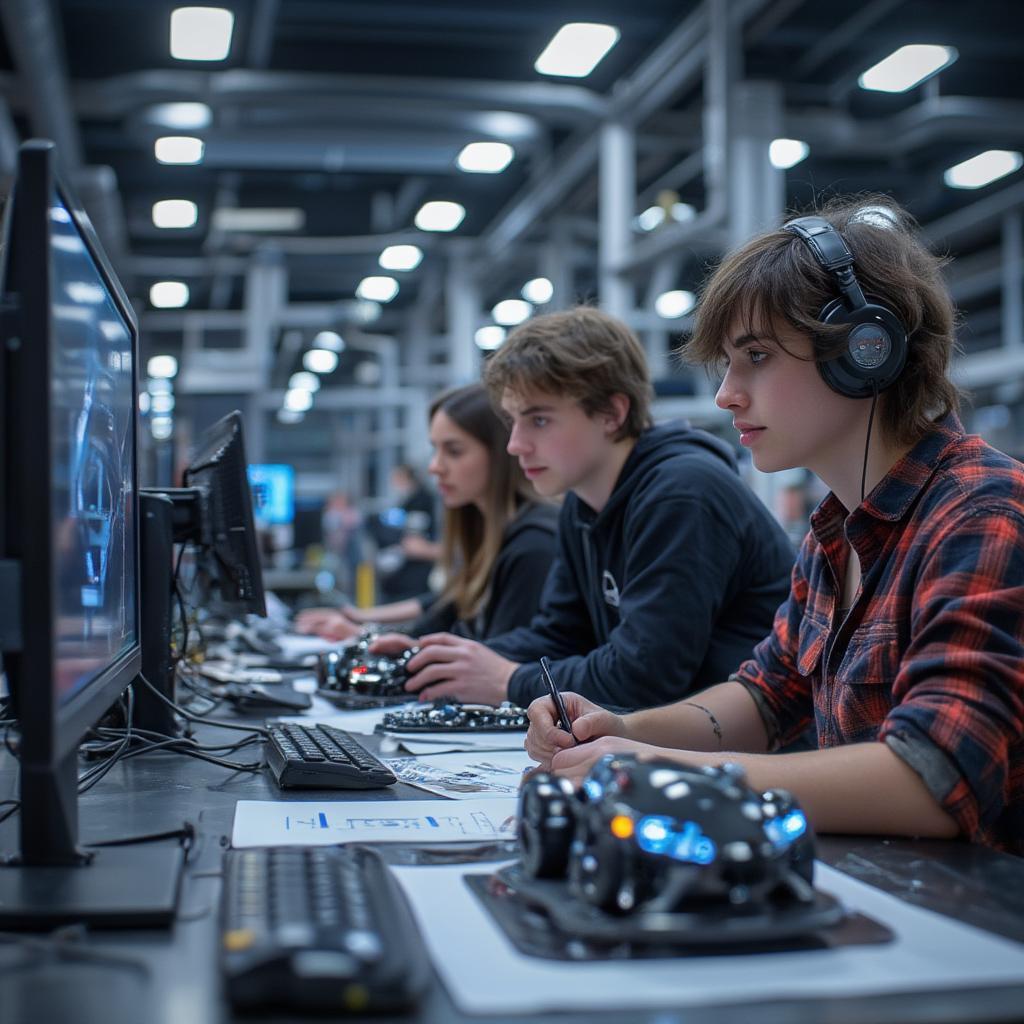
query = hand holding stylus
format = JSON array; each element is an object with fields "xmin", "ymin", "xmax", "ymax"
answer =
[{"xmin": 526, "ymin": 665, "xmax": 629, "ymax": 769}]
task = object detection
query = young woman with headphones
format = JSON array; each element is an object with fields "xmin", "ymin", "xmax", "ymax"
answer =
[
  {"xmin": 524, "ymin": 196, "xmax": 1024, "ymax": 854},
  {"xmin": 296, "ymin": 383, "xmax": 558, "ymax": 644}
]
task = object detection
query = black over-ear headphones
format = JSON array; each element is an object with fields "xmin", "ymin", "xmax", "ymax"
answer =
[{"xmin": 783, "ymin": 215, "xmax": 907, "ymax": 399}]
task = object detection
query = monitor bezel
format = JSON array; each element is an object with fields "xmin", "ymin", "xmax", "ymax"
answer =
[{"xmin": 2, "ymin": 139, "xmax": 142, "ymax": 768}]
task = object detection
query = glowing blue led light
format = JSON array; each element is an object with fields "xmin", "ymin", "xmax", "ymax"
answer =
[
  {"xmin": 764, "ymin": 809, "xmax": 807, "ymax": 849},
  {"xmin": 636, "ymin": 815, "xmax": 673, "ymax": 854},
  {"xmin": 582, "ymin": 779, "xmax": 604, "ymax": 801},
  {"xmin": 636, "ymin": 816, "xmax": 716, "ymax": 864}
]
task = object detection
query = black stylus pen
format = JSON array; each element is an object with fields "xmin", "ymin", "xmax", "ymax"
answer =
[{"xmin": 539, "ymin": 657, "xmax": 578, "ymax": 746}]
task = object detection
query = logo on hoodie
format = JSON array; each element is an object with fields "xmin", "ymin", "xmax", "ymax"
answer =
[{"xmin": 602, "ymin": 570, "xmax": 620, "ymax": 608}]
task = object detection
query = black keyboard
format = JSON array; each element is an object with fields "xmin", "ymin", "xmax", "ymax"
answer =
[
  {"xmin": 265, "ymin": 723, "xmax": 396, "ymax": 789},
  {"xmin": 220, "ymin": 845, "xmax": 430, "ymax": 1012}
]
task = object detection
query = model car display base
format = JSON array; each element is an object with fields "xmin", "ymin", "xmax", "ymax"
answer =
[{"xmin": 463, "ymin": 862, "xmax": 887, "ymax": 960}]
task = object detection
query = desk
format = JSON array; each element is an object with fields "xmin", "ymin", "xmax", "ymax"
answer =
[{"xmin": 1, "ymin": 721, "xmax": 1023, "ymax": 1024}]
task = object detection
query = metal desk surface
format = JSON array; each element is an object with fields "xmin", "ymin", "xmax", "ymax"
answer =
[{"xmin": 1, "ymin": 722, "xmax": 1022, "ymax": 1024}]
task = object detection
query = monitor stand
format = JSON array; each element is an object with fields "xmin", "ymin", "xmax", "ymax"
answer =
[
  {"xmin": 0, "ymin": 752, "xmax": 185, "ymax": 930},
  {"xmin": 0, "ymin": 845, "xmax": 185, "ymax": 929}
]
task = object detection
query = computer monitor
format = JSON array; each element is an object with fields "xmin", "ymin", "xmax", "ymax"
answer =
[
  {"xmin": 248, "ymin": 463, "xmax": 295, "ymax": 527},
  {"xmin": 183, "ymin": 412, "xmax": 267, "ymax": 618},
  {"xmin": 0, "ymin": 140, "xmax": 183, "ymax": 927}
]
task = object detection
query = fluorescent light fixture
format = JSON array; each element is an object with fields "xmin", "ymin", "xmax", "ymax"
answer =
[
  {"xmin": 944, "ymin": 150, "xmax": 1023, "ymax": 190},
  {"xmin": 155, "ymin": 136, "xmax": 205, "ymax": 165},
  {"xmin": 148, "ymin": 378, "xmax": 172, "ymax": 395},
  {"xmin": 535, "ymin": 23, "xmax": 620, "ymax": 78},
  {"xmin": 148, "ymin": 102, "xmax": 212, "ymax": 130},
  {"xmin": 521, "ymin": 278, "xmax": 553, "ymax": 304},
  {"xmin": 212, "ymin": 207, "xmax": 305, "ymax": 232},
  {"xmin": 170, "ymin": 6, "xmax": 234, "ymax": 61},
  {"xmin": 414, "ymin": 200, "xmax": 465, "ymax": 232},
  {"xmin": 379, "ymin": 245, "xmax": 423, "ymax": 271},
  {"xmin": 147, "ymin": 355, "xmax": 178, "ymax": 379},
  {"xmin": 138, "ymin": 392, "xmax": 151, "ymax": 415},
  {"xmin": 492, "ymin": 299, "xmax": 533, "ymax": 326},
  {"xmin": 299, "ymin": 372, "xmax": 324, "ymax": 396},
  {"xmin": 150, "ymin": 393, "xmax": 176, "ymax": 414},
  {"xmin": 313, "ymin": 330, "xmax": 345, "ymax": 352},
  {"xmin": 858, "ymin": 44, "xmax": 958, "ymax": 94},
  {"xmin": 457, "ymin": 141, "xmax": 514, "ymax": 174},
  {"xmin": 474, "ymin": 325, "xmax": 506, "ymax": 350},
  {"xmin": 303, "ymin": 348, "xmax": 339, "ymax": 374},
  {"xmin": 152, "ymin": 199, "xmax": 198, "ymax": 229},
  {"xmin": 356, "ymin": 276, "xmax": 399, "ymax": 303},
  {"xmin": 769, "ymin": 138, "xmax": 809, "ymax": 169},
  {"xmin": 637, "ymin": 206, "xmax": 666, "ymax": 232},
  {"xmin": 151, "ymin": 416, "xmax": 174, "ymax": 441},
  {"xmin": 289, "ymin": 371, "xmax": 321, "ymax": 393},
  {"xmin": 655, "ymin": 290, "xmax": 696, "ymax": 319},
  {"xmin": 150, "ymin": 281, "xmax": 190, "ymax": 308},
  {"xmin": 672, "ymin": 202, "xmax": 696, "ymax": 223},
  {"xmin": 277, "ymin": 408, "xmax": 305, "ymax": 424},
  {"xmin": 284, "ymin": 388, "xmax": 314, "ymax": 413}
]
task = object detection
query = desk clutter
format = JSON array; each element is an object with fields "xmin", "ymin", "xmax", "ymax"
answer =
[{"xmin": 7, "ymin": 614, "xmax": 1024, "ymax": 1020}]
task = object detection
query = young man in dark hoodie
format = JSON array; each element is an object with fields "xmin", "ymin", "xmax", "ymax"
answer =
[{"xmin": 377, "ymin": 306, "xmax": 793, "ymax": 712}]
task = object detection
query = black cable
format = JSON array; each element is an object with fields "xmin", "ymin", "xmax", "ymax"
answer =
[
  {"xmin": 81, "ymin": 730, "xmax": 262, "ymax": 773},
  {"xmin": 860, "ymin": 382, "xmax": 880, "ymax": 505},
  {"xmin": 86, "ymin": 822, "xmax": 195, "ymax": 849},
  {"xmin": 78, "ymin": 688, "xmax": 135, "ymax": 793},
  {"xmin": 134, "ymin": 672, "xmax": 268, "ymax": 738},
  {"xmin": 87, "ymin": 724, "xmax": 262, "ymax": 757}
]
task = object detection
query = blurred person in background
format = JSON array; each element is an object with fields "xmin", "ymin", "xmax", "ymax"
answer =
[{"xmin": 296, "ymin": 383, "xmax": 558, "ymax": 643}]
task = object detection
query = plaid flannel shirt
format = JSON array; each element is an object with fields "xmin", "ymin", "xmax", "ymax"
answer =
[{"xmin": 733, "ymin": 413, "xmax": 1024, "ymax": 854}]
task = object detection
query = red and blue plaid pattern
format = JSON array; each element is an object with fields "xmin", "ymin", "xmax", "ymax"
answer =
[{"xmin": 735, "ymin": 414, "xmax": 1024, "ymax": 853}]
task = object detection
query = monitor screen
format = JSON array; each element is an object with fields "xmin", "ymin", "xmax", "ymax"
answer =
[
  {"xmin": 50, "ymin": 193, "xmax": 137, "ymax": 703},
  {"xmin": 247, "ymin": 463, "xmax": 295, "ymax": 526}
]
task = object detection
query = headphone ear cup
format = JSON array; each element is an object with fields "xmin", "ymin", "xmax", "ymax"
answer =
[{"xmin": 816, "ymin": 298, "xmax": 907, "ymax": 399}]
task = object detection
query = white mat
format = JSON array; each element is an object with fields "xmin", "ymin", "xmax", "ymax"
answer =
[{"xmin": 391, "ymin": 860, "xmax": 1024, "ymax": 1016}]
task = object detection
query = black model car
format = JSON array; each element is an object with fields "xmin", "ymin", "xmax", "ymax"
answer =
[
  {"xmin": 315, "ymin": 631, "xmax": 419, "ymax": 698},
  {"xmin": 519, "ymin": 754, "xmax": 816, "ymax": 916}
]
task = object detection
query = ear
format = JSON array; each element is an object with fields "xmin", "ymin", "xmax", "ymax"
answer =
[{"xmin": 602, "ymin": 393, "xmax": 630, "ymax": 437}]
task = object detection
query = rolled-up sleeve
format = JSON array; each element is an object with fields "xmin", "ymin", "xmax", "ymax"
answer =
[{"xmin": 880, "ymin": 506, "xmax": 1024, "ymax": 842}]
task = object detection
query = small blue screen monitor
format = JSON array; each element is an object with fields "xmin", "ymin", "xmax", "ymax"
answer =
[{"xmin": 247, "ymin": 463, "xmax": 295, "ymax": 526}]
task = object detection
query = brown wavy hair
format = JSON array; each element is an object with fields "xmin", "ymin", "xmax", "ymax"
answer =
[
  {"xmin": 431, "ymin": 384, "xmax": 540, "ymax": 620},
  {"xmin": 684, "ymin": 195, "xmax": 961, "ymax": 446},
  {"xmin": 483, "ymin": 306, "xmax": 654, "ymax": 441}
]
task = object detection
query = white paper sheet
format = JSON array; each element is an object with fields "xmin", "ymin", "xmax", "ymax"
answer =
[
  {"xmin": 231, "ymin": 796, "xmax": 518, "ymax": 847},
  {"xmin": 390, "ymin": 860, "xmax": 1024, "ymax": 1016},
  {"xmin": 278, "ymin": 701, "xmax": 421, "ymax": 734},
  {"xmin": 382, "ymin": 749, "xmax": 535, "ymax": 799},
  {"xmin": 274, "ymin": 633, "xmax": 344, "ymax": 659},
  {"xmin": 390, "ymin": 730, "xmax": 529, "ymax": 754}
]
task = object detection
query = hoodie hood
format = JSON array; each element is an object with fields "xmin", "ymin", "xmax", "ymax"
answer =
[{"xmin": 586, "ymin": 420, "xmax": 736, "ymax": 525}]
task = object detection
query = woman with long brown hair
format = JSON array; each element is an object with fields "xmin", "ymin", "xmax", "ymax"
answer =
[{"xmin": 296, "ymin": 383, "xmax": 557, "ymax": 642}]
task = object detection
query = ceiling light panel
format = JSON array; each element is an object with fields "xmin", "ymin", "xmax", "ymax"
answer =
[{"xmin": 535, "ymin": 23, "xmax": 620, "ymax": 78}]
